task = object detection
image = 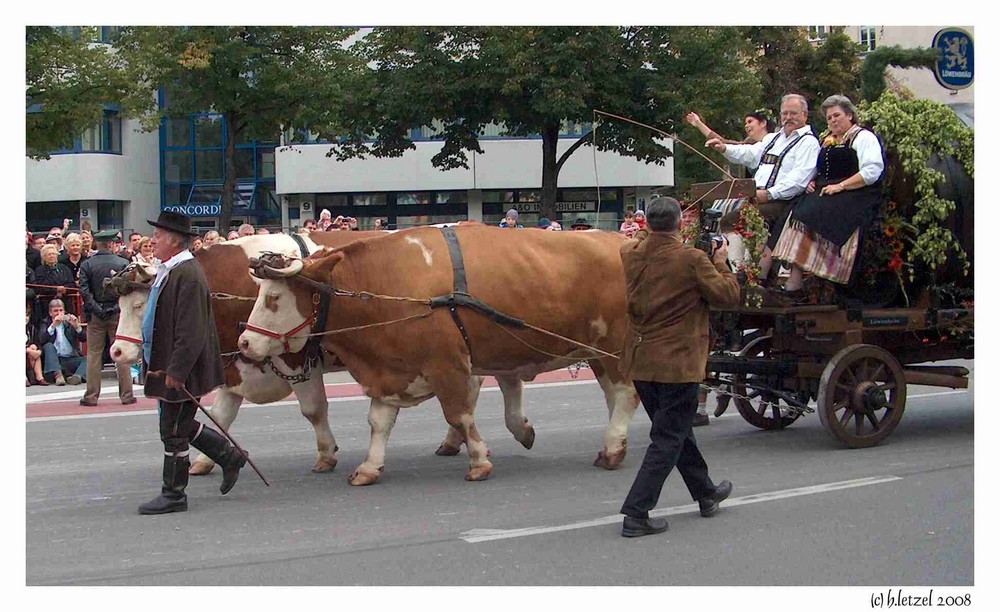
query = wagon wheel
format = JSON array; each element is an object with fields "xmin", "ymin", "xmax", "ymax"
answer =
[
  {"xmin": 817, "ymin": 344, "xmax": 906, "ymax": 448},
  {"xmin": 731, "ymin": 335, "xmax": 803, "ymax": 430}
]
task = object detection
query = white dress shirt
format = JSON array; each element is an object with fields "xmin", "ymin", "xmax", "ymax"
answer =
[{"xmin": 722, "ymin": 125, "xmax": 820, "ymax": 201}]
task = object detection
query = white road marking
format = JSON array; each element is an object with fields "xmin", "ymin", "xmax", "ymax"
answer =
[{"xmin": 459, "ymin": 475, "xmax": 904, "ymax": 543}]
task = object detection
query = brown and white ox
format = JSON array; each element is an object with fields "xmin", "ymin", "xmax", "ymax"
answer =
[
  {"xmin": 110, "ymin": 231, "xmax": 538, "ymax": 478},
  {"xmin": 237, "ymin": 225, "xmax": 640, "ymax": 484}
]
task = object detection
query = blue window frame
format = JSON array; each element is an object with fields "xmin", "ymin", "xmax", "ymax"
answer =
[{"xmin": 44, "ymin": 109, "xmax": 122, "ymax": 155}]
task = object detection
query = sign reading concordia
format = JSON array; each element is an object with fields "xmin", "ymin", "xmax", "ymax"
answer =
[
  {"xmin": 933, "ymin": 27, "xmax": 974, "ymax": 91},
  {"xmin": 511, "ymin": 201, "xmax": 596, "ymax": 213},
  {"xmin": 165, "ymin": 204, "xmax": 221, "ymax": 216}
]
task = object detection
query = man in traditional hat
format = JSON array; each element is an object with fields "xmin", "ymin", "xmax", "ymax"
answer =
[
  {"xmin": 570, "ymin": 217, "xmax": 593, "ymax": 231},
  {"xmin": 138, "ymin": 211, "xmax": 246, "ymax": 515},
  {"xmin": 78, "ymin": 229, "xmax": 135, "ymax": 406}
]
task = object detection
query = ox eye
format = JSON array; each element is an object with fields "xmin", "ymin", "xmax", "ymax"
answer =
[{"xmin": 134, "ymin": 302, "xmax": 144, "ymax": 310}]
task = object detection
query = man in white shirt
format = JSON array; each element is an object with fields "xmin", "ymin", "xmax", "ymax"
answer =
[
  {"xmin": 39, "ymin": 299, "xmax": 87, "ymax": 385},
  {"xmin": 706, "ymin": 94, "xmax": 819, "ymax": 282}
]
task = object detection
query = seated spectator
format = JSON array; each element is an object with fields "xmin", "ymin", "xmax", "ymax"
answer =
[
  {"xmin": 26, "ymin": 297, "xmax": 45, "ymax": 386},
  {"xmin": 373, "ymin": 218, "xmax": 388, "ymax": 231},
  {"xmin": 499, "ymin": 209, "xmax": 522, "ymax": 228},
  {"xmin": 59, "ymin": 233, "xmax": 89, "ymax": 281},
  {"xmin": 226, "ymin": 230, "xmax": 240, "ymax": 241},
  {"xmin": 33, "ymin": 244, "xmax": 77, "ymax": 323},
  {"xmin": 548, "ymin": 220, "xmax": 562, "ymax": 231},
  {"xmin": 133, "ymin": 236, "xmax": 160, "ymax": 266},
  {"xmin": 202, "ymin": 230, "xmax": 221, "ymax": 246},
  {"xmin": 620, "ymin": 211, "xmax": 640, "ymax": 238},
  {"xmin": 238, "ymin": 223, "xmax": 255, "ymax": 237},
  {"xmin": 38, "ymin": 298, "xmax": 87, "ymax": 386}
]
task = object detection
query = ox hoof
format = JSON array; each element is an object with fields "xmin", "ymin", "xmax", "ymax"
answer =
[
  {"xmin": 349, "ymin": 466, "xmax": 383, "ymax": 486},
  {"xmin": 311, "ymin": 457, "xmax": 338, "ymax": 473},
  {"xmin": 465, "ymin": 463, "xmax": 493, "ymax": 482},
  {"xmin": 189, "ymin": 460, "xmax": 215, "ymax": 476},
  {"xmin": 518, "ymin": 424, "xmax": 536, "ymax": 450},
  {"xmin": 435, "ymin": 443, "xmax": 462, "ymax": 456},
  {"xmin": 592, "ymin": 447, "xmax": 627, "ymax": 470}
]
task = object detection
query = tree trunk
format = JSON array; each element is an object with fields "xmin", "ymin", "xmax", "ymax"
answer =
[
  {"xmin": 539, "ymin": 123, "xmax": 561, "ymax": 220},
  {"xmin": 219, "ymin": 113, "xmax": 238, "ymax": 233}
]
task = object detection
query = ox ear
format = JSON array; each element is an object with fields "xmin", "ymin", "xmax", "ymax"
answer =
[{"xmin": 301, "ymin": 250, "xmax": 345, "ymax": 282}]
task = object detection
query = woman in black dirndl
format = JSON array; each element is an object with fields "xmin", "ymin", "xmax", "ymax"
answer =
[{"xmin": 772, "ymin": 95, "xmax": 884, "ymax": 301}]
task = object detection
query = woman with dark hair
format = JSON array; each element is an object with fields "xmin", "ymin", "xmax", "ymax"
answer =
[
  {"xmin": 685, "ymin": 109, "xmax": 775, "ymax": 148},
  {"xmin": 771, "ymin": 95, "xmax": 885, "ymax": 302}
]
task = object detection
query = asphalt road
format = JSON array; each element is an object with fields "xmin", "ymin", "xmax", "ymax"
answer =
[{"xmin": 26, "ymin": 367, "xmax": 974, "ymax": 587}]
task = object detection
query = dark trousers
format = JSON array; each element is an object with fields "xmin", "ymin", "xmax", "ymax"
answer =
[
  {"xmin": 41, "ymin": 343, "xmax": 86, "ymax": 378},
  {"xmin": 159, "ymin": 400, "xmax": 200, "ymax": 456},
  {"xmin": 621, "ymin": 381, "xmax": 715, "ymax": 518}
]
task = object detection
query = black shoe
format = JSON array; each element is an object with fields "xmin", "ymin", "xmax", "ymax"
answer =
[
  {"xmin": 139, "ymin": 454, "xmax": 190, "ymax": 515},
  {"xmin": 121, "ymin": 397, "xmax": 137, "ymax": 405},
  {"xmin": 78, "ymin": 398, "xmax": 97, "ymax": 407},
  {"xmin": 621, "ymin": 516, "xmax": 669, "ymax": 538},
  {"xmin": 692, "ymin": 413, "xmax": 710, "ymax": 427},
  {"xmin": 698, "ymin": 480, "xmax": 733, "ymax": 517},
  {"xmin": 770, "ymin": 286, "xmax": 809, "ymax": 305}
]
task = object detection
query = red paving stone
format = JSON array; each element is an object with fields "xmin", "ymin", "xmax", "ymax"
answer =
[{"xmin": 26, "ymin": 369, "xmax": 596, "ymax": 419}]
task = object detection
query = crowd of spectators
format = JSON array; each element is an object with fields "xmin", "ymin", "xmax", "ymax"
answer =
[{"xmin": 26, "ymin": 209, "xmax": 651, "ymax": 387}]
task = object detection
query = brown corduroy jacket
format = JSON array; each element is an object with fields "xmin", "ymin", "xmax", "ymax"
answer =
[{"xmin": 618, "ymin": 229, "xmax": 740, "ymax": 383}]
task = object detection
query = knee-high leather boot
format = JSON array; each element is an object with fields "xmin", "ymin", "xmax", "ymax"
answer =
[
  {"xmin": 138, "ymin": 454, "xmax": 190, "ymax": 515},
  {"xmin": 191, "ymin": 425, "xmax": 247, "ymax": 494}
]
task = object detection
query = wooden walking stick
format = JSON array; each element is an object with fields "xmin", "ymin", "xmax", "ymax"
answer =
[{"xmin": 146, "ymin": 371, "xmax": 270, "ymax": 487}]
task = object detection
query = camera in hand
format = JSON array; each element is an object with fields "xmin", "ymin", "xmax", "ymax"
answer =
[{"xmin": 695, "ymin": 209, "xmax": 724, "ymax": 256}]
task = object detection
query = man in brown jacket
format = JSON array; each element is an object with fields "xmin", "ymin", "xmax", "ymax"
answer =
[
  {"xmin": 618, "ymin": 196, "xmax": 739, "ymax": 538},
  {"xmin": 138, "ymin": 211, "xmax": 246, "ymax": 515}
]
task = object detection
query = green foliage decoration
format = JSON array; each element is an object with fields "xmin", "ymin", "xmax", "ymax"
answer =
[
  {"xmin": 858, "ymin": 92, "xmax": 973, "ymax": 281},
  {"xmin": 859, "ymin": 45, "xmax": 939, "ymax": 103}
]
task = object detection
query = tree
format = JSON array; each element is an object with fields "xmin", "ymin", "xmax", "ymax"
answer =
[
  {"xmin": 325, "ymin": 27, "xmax": 760, "ymax": 220},
  {"xmin": 114, "ymin": 26, "xmax": 363, "ymax": 230},
  {"xmin": 26, "ymin": 27, "xmax": 134, "ymax": 159},
  {"xmin": 859, "ymin": 46, "xmax": 939, "ymax": 102}
]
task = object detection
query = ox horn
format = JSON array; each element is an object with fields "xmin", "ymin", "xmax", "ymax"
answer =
[{"xmin": 263, "ymin": 258, "xmax": 304, "ymax": 277}]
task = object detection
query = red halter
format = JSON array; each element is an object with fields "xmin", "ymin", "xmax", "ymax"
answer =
[
  {"xmin": 115, "ymin": 334, "xmax": 143, "ymax": 345},
  {"xmin": 243, "ymin": 294, "xmax": 320, "ymax": 353}
]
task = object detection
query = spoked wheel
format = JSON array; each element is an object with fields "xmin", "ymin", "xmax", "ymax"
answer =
[
  {"xmin": 731, "ymin": 335, "xmax": 803, "ymax": 430},
  {"xmin": 817, "ymin": 344, "xmax": 906, "ymax": 448}
]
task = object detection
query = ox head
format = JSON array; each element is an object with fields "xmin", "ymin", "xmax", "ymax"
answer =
[
  {"xmin": 107, "ymin": 262, "xmax": 156, "ymax": 364},
  {"xmin": 238, "ymin": 250, "xmax": 344, "ymax": 360}
]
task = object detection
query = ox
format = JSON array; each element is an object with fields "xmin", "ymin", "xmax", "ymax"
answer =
[
  {"xmin": 110, "ymin": 231, "xmax": 537, "ymax": 478},
  {"xmin": 238, "ymin": 225, "xmax": 640, "ymax": 484}
]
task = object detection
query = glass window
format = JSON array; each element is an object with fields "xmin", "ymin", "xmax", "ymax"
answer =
[
  {"xmin": 482, "ymin": 190, "xmax": 514, "ymax": 203},
  {"xmin": 860, "ymin": 26, "xmax": 877, "ymax": 52},
  {"xmin": 80, "ymin": 125, "xmax": 100, "ymax": 151},
  {"xmin": 561, "ymin": 189, "xmax": 617, "ymax": 202},
  {"xmin": 163, "ymin": 151, "xmax": 192, "ymax": 182},
  {"xmin": 195, "ymin": 115, "xmax": 224, "ymax": 148},
  {"xmin": 106, "ymin": 112, "xmax": 121, "ymax": 153},
  {"xmin": 165, "ymin": 118, "xmax": 190, "ymax": 148},
  {"xmin": 256, "ymin": 148, "xmax": 275, "ymax": 178},
  {"xmin": 316, "ymin": 193, "xmax": 349, "ymax": 208},
  {"xmin": 195, "ymin": 150, "xmax": 224, "ymax": 181},
  {"xmin": 163, "ymin": 184, "xmax": 190, "ymax": 207},
  {"xmin": 436, "ymin": 191, "xmax": 468, "ymax": 204},
  {"xmin": 353, "ymin": 193, "xmax": 387, "ymax": 207},
  {"xmin": 397, "ymin": 192, "xmax": 434, "ymax": 206},
  {"xmin": 97, "ymin": 200, "xmax": 124, "ymax": 229},
  {"xmin": 234, "ymin": 148, "xmax": 255, "ymax": 180},
  {"xmin": 516, "ymin": 190, "xmax": 541, "ymax": 203}
]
